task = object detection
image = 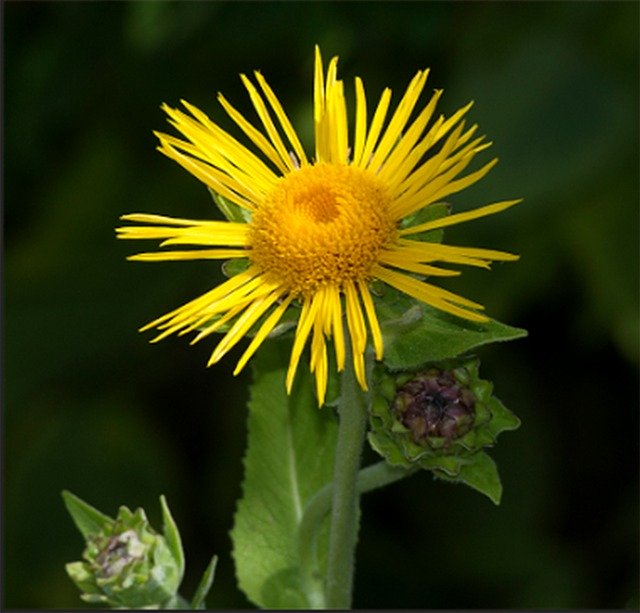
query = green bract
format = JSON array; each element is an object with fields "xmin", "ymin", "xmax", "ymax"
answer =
[
  {"xmin": 368, "ymin": 357, "xmax": 520, "ymax": 504},
  {"xmin": 209, "ymin": 189, "xmax": 252, "ymax": 224}
]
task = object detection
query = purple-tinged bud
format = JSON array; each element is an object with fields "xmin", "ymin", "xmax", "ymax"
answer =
[
  {"xmin": 392, "ymin": 369, "xmax": 475, "ymax": 446},
  {"xmin": 368, "ymin": 357, "xmax": 521, "ymax": 504},
  {"xmin": 368, "ymin": 357, "xmax": 520, "ymax": 471}
]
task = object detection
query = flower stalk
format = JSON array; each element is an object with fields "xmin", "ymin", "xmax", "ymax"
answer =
[
  {"xmin": 324, "ymin": 347, "xmax": 370, "ymax": 609},
  {"xmin": 300, "ymin": 460, "xmax": 416, "ymax": 610}
]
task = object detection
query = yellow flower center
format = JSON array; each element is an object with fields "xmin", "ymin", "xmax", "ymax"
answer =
[{"xmin": 249, "ymin": 163, "xmax": 397, "ymax": 295}]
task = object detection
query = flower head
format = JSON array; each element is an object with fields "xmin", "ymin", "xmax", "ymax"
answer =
[{"xmin": 117, "ymin": 47, "xmax": 519, "ymax": 405}]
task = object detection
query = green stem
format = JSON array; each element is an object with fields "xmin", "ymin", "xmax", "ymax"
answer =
[
  {"xmin": 304, "ymin": 461, "xmax": 418, "ymax": 527},
  {"xmin": 299, "ymin": 461, "xmax": 418, "ymax": 608},
  {"xmin": 324, "ymin": 354, "xmax": 370, "ymax": 609}
]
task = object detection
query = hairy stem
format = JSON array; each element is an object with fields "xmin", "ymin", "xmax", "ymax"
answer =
[
  {"xmin": 299, "ymin": 460, "xmax": 418, "ymax": 607},
  {"xmin": 324, "ymin": 354, "xmax": 370, "ymax": 609}
]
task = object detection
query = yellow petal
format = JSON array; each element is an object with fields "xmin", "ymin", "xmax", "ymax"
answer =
[
  {"xmin": 252, "ymin": 71, "xmax": 308, "ymax": 167},
  {"xmin": 286, "ymin": 296, "xmax": 321, "ymax": 393},
  {"xmin": 352, "ymin": 77, "xmax": 367, "ymax": 166},
  {"xmin": 328, "ymin": 285, "xmax": 346, "ymax": 372},
  {"xmin": 373, "ymin": 265, "xmax": 488, "ymax": 322},
  {"xmin": 127, "ymin": 249, "xmax": 247, "ymax": 261},
  {"xmin": 139, "ymin": 268, "xmax": 259, "ymax": 333},
  {"xmin": 368, "ymin": 69, "xmax": 429, "ymax": 172},
  {"xmin": 356, "ymin": 279, "xmax": 384, "ymax": 360},
  {"xmin": 217, "ymin": 93, "xmax": 289, "ymax": 175},
  {"xmin": 399, "ymin": 199, "xmax": 522, "ymax": 236},
  {"xmin": 241, "ymin": 74, "xmax": 295, "ymax": 172},
  {"xmin": 234, "ymin": 294, "xmax": 295, "ymax": 375},
  {"xmin": 310, "ymin": 321, "xmax": 329, "ymax": 405},
  {"xmin": 208, "ymin": 290, "xmax": 283, "ymax": 363},
  {"xmin": 378, "ymin": 251, "xmax": 461, "ymax": 276},
  {"xmin": 357, "ymin": 87, "xmax": 392, "ymax": 170},
  {"xmin": 343, "ymin": 281, "xmax": 368, "ymax": 390},
  {"xmin": 377, "ymin": 88, "xmax": 442, "ymax": 188}
]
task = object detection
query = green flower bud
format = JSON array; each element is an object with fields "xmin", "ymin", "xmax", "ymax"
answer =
[{"xmin": 64, "ymin": 492, "xmax": 185, "ymax": 609}]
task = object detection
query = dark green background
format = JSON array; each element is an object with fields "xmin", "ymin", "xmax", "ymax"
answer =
[{"xmin": 5, "ymin": 1, "xmax": 638, "ymax": 608}]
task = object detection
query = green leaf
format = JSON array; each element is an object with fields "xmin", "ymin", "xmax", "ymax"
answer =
[
  {"xmin": 379, "ymin": 298, "xmax": 527, "ymax": 370},
  {"xmin": 160, "ymin": 495, "xmax": 185, "ymax": 580},
  {"xmin": 62, "ymin": 490, "xmax": 113, "ymax": 540},
  {"xmin": 190, "ymin": 555, "xmax": 218, "ymax": 610},
  {"xmin": 208, "ymin": 188, "xmax": 252, "ymax": 223},
  {"xmin": 433, "ymin": 451, "xmax": 503, "ymax": 505},
  {"xmin": 231, "ymin": 339, "xmax": 339, "ymax": 609}
]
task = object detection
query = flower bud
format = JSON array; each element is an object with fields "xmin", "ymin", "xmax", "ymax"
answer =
[
  {"xmin": 64, "ymin": 493, "xmax": 184, "ymax": 608},
  {"xmin": 392, "ymin": 368, "xmax": 475, "ymax": 446},
  {"xmin": 368, "ymin": 357, "xmax": 519, "ymax": 471}
]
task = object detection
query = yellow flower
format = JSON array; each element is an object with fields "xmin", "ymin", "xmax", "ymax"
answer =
[{"xmin": 117, "ymin": 47, "xmax": 519, "ymax": 406}]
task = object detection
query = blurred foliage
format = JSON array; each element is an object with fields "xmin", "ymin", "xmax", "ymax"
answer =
[{"xmin": 5, "ymin": 1, "xmax": 638, "ymax": 609}]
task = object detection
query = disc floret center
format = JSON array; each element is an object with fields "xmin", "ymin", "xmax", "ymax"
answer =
[{"xmin": 249, "ymin": 163, "xmax": 396, "ymax": 294}]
